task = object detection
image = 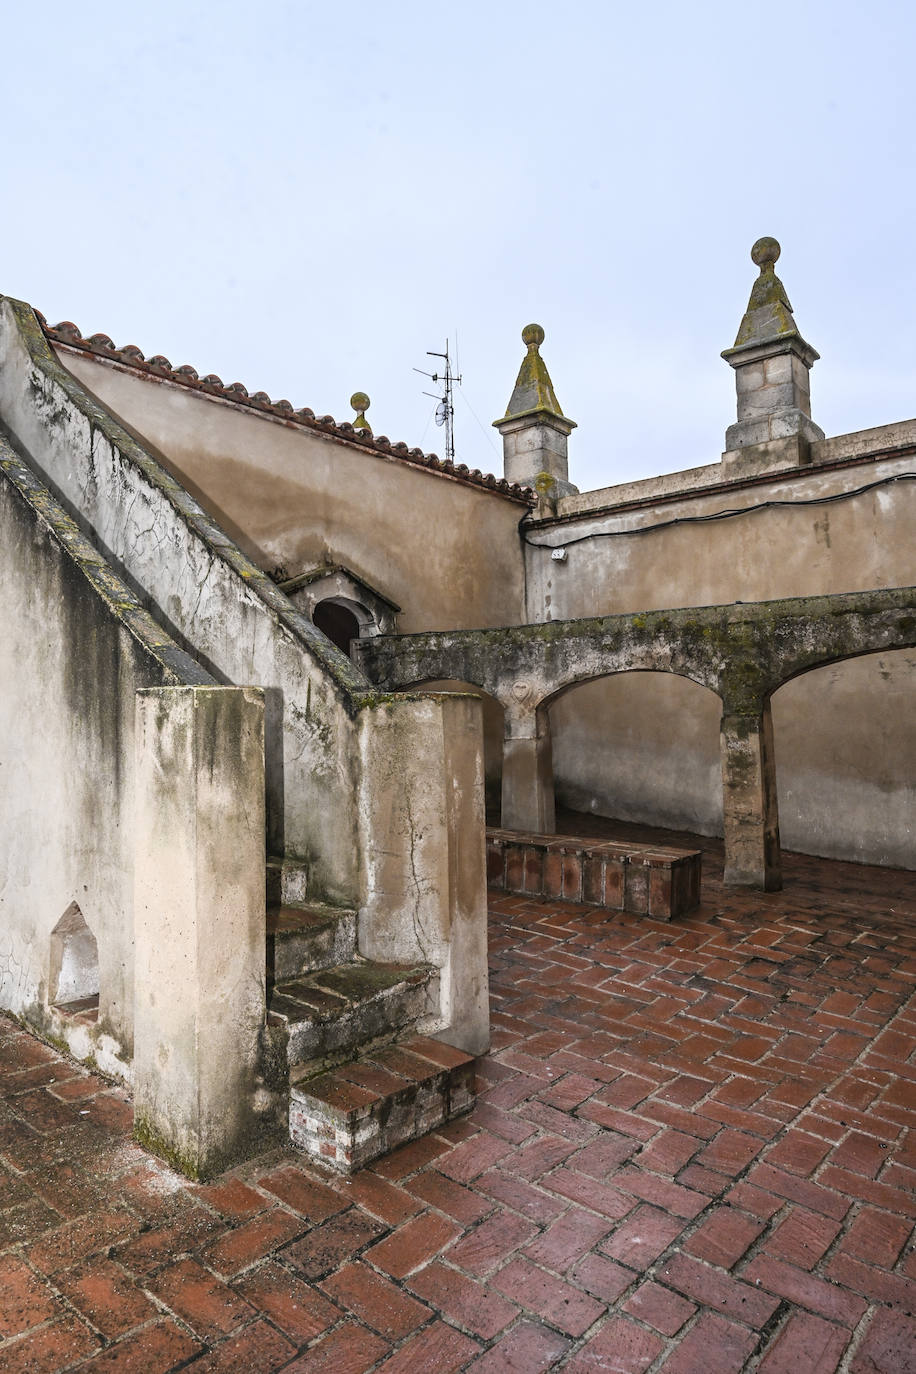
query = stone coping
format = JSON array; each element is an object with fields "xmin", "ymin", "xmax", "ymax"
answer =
[{"xmin": 40, "ymin": 315, "xmax": 533, "ymax": 503}]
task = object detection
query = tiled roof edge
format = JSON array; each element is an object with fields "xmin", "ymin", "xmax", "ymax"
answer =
[{"xmin": 40, "ymin": 314, "xmax": 535, "ymax": 505}]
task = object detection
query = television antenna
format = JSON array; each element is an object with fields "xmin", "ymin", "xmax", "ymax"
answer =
[{"xmin": 414, "ymin": 339, "xmax": 461, "ymax": 463}]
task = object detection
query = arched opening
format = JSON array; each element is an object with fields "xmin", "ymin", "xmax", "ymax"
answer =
[
  {"xmin": 771, "ymin": 650, "xmax": 916, "ymax": 869},
  {"xmin": 313, "ymin": 598, "xmax": 362, "ymax": 657},
  {"xmin": 414, "ymin": 680, "xmax": 505, "ymax": 822},
  {"xmin": 548, "ymin": 671, "xmax": 723, "ymax": 837},
  {"xmin": 49, "ymin": 902, "xmax": 99, "ymax": 1010}
]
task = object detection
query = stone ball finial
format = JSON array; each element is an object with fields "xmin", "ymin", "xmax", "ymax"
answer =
[
  {"xmin": 751, "ymin": 237, "xmax": 781, "ymax": 270},
  {"xmin": 522, "ymin": 323, "xmax": 545, "ymax": 349},
  {"xmin": 350, "ymin": 391, "xmax": 371, "ymax": 432}
]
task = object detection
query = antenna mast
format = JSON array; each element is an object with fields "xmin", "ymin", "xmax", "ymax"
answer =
[{"xmin": 414, "ymin": 341, "xmax": 462, "ymax": 462}]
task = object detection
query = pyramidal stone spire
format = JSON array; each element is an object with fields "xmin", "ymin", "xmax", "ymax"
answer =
[
  {"xmin": 493, "ymin": 324, "xmax": 577, "ymax": 495},
  {"xmin": 721, "ymin": 238, "xmax": 823, "ymax": 454}
]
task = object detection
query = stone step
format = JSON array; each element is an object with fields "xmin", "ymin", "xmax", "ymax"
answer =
[
  {"xmin": 289, "ymin": 1035, "xmax": 476, "ymax": 1173},
  {"xmin": 266, "ymin": 856, "xmax": 311, "ymax": 907},
  {"xmin": 266, "ymin": 903, "xmax": 357, "ymax": 985},
  {"xmin": 268, "ymin": 961, "xmax": 438, "ymax": 1067}
]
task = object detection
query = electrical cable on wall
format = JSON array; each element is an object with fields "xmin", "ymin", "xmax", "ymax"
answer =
[{"xmin": 522, "ymin": 471, "xmax": 916, "ymax": 549}]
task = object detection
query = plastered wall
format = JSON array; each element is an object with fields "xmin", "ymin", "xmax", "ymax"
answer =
[
  {"xmin": 56, "ymin": 351, "xmax": 529, "ymax": 633},
  {"xmin": 532, "ymin": 445, "xmax": 916, "ymax": 868},
  {"xmin": 0, "ymin": 456, "xmax": 211, "ymax": 1065},
  {"xmin": 549, "ymin": 674, "xmax": 724, "ymax": 836}
]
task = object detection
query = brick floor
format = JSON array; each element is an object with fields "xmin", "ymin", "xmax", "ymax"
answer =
[{"xmin": 1, "ymin": 817, "xmax": 915, "ymax": 1371}]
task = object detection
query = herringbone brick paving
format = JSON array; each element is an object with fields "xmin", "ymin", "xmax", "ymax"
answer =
[{"xmin": 1, "ymin": 816, "xmax": 914, "ymax": 1372}]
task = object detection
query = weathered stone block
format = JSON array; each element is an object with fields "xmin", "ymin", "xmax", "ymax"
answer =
[
  {"xmin": 486, "ymin": 841, "xmax": 505, "ymax": 887},
  {"xmin": 543, "ymin": 850, "xmax": 564, "ymax": 898},
  {"xmin": 764, "ymin": 354, "xmax": 793, "ymax": 384},
  {"xmin": 562, "ymin": 850, "xmax": 583, "ymax": 902},
  {"xmin": 624, "ymin": 859, "xmax": 650, "ymax": 914},
  {"xmin": 583, "ymin": 855, "xmax": 605, "ymax": 906},
  {"xmin": 523, "ymin": 848, "xmax": 543, "ymax": 894},
  {"xmin": 505, "ymin": 845, "xmax": 525, "ymax": 891},
  {"xmin": 270, "ymin": 964, "xmax": 437, "ymax": 1066},
  {"xmin": 133, "ymin": 686, "xmax": 266, "ymax": 1180},
  {"xmin": 602, "ymin": 857, "xmax": 627, "ymax": 910}
]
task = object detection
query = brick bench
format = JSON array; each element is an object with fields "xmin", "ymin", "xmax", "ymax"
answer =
[{"xmin": 486, "ymin": 828, "xmax": 701, "ymax": 920}]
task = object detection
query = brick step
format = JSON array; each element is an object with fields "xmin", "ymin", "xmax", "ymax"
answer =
[
  {"xmin": 266, "ymin": 856, "xmax": 312, "ymax": 907},
  {"xmin": 268, "ymin": 961, "xmax": 438, "ymax": 1067},
  {"xmin": 266, "ymin": 903, "xmax": 357, "ymax": 985},
  {"xmin": 289, "ymin": 1034, "xmax": 475, "ymax": 1173},
  {"xmin": 487, "ymin": 827, "xmax": 701, "ymax": 919}
]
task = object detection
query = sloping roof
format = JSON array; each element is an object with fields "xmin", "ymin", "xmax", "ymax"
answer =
[{"xmin": 39, "ymin": 315, "xmax": 535, "ymax": 504}]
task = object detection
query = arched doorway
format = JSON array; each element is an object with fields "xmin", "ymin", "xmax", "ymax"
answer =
[
  {"xmin": 313, "ymin": 598, "xmax": 362, "ymax": 657},
  {"xmin": 771, "ymin": 650, "xmax": 916, "ymax": 869},
  {"xmin": 548, "ymin": 671, "xmax": 723, "ymax": 836}
]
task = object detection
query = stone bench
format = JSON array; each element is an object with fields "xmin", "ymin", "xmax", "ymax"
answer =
[{"xmin": 486, "ymin": 828, "xmax": 702, "ymax": 920}]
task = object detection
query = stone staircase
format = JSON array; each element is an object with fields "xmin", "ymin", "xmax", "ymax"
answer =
[{"xmin": 264, "ymin": 858, "xmax": 476, "ymax": 1172}]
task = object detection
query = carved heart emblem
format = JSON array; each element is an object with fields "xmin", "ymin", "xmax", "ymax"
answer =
[{"xmin": 511, "ymin": 681, "xmax": 532, "ymax": 704}]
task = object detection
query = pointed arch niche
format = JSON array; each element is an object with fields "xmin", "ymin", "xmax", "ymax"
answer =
[{"xmin": 49, "ymin": 902, "xmax": 99, "ymax": 1008}]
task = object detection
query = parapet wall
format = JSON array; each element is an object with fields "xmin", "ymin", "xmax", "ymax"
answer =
[
  {"xmin": 54, "ymin": 338, "xmax": 530, "ymax": 634},
  {"xmin": 0, "ymin": 432, "xmax": 213, "ymax": 1064},
  {"xmin": 0, "ymin": 296, "xmax": 367, "ymax": 901},
  {"xmin": 524, "ymin": 437, "xmax": 916, "ymax": 869},
  {"xmin": 0, "ymin": 295, "xmax": 490, "ymax": 1054}
]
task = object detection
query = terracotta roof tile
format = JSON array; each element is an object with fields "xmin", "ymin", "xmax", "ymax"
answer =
[{"xmin": 38, "ymin": 313, "xmax": 533, "ymax": 503}]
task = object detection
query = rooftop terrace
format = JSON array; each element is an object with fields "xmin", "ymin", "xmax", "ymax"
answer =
[{"xmin": 1, "ymin": 818, "xmax": 914, "ymax": 1372}]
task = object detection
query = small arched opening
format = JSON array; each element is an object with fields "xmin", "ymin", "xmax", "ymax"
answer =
[{"xmin": 313, "ymin": 598, "xmax": 363, "ymax": 658}]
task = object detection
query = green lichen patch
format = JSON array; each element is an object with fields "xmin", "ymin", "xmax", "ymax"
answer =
[{"xmin": 133, "ymin": 1115, "xmax": 202, "ymax": 1181}]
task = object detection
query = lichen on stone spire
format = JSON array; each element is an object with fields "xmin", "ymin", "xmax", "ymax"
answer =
[
  {"xmin": 721, "ymin": 237, "xmax": 823, "ymax": 452},
  {"xmin": 732, "ymin": 237, "xmax": 800, "ymax": 348},
  {"xmin": 502, "ymin": 323, "xmax": 567, "ymax": 421},
  {"xmin": 350, "ymin": 391, "xmax": 371, "ymax": 432}
]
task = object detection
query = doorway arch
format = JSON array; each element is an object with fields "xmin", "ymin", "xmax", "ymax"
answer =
[
  {"xmin": 548, "ymin": 670, "xmax": 724, "ymax": 836},
  {"xmin": 770, "ymin": 649, "xmax": 916, "ymax": 869},
  {"xmin": 312, "ymin": 598, "xmax": 363, "ymax": 657}
]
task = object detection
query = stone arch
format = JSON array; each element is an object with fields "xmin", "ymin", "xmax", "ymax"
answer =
[
  {"xmin": 281, "ymin": 564, "xmax": 399, "ymax": 653},
  {"xmin": 546, "ymin": 669, "xmax": 725, "ymax": 836},
  {"xmin": 529, "ymin": 655, "xmax": 721, "ymax": 715},
  {"xmin": 49, "ymin": 902, "xmax": 99, "ymax": 1008},
  {"xmin": 769, "ymin": 648, "xmax": 916, "ymax": 869},
  {"xmin": 312, "ymin": 597, "xmax": 364, "ymax": 657}
]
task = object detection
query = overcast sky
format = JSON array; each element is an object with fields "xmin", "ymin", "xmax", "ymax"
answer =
[{"xmin": 5, "ymin": 1, "xmax": 915, "ymax": 492}]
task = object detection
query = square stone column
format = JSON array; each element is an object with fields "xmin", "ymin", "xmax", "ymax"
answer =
[
  {"xmin": 720, "ymin": 708, "xmax": 781, "ymax": 890},
  {"xmin": 495, "ymin": 411, "xmax": 577, "ymax": 493},
  {"xmin": 501, "ymin": 707, "xmax": 556, "ymax": 835},
  {"xmin": 723, "ymin": 336, "xmax": 823, "ymax": 450},
  {"xmin": 356, "ymin": 693, "xmax": 490, "ymax": 1056},
  {"xmin": 133, "ymin": 686, "xmax": 266, "ymax": 1179}
]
